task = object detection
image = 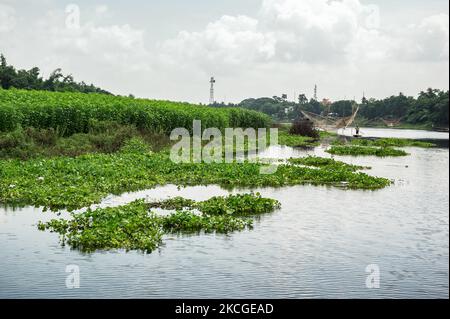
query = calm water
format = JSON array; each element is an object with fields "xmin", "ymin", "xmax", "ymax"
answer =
[
  {"xmin": 0, "ymin": 129, "xmax": 448, "ymax": 299},
  {"xmin": 338, "ymin": 127, "xmax": 449, "ymax": 140}
]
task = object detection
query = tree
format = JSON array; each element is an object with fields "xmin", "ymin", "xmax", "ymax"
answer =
[
  {"xmin": 298, "ymin": 94, "xmax": 308, "ymax": 105},
  {"xmin": 0, "ymin": 54, "xmax": 17, "ymax": 89},
  {"xmin": 0, "ymin": 53, "xmax": 111, "ymax": 94}
]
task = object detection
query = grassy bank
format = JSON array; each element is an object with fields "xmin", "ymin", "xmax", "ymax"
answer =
[{"xmin": 0, "ymin": 122, "xmax": 170, "ymax": 159}]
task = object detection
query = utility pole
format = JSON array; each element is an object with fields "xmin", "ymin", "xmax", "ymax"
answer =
[{"xmin": 209, "ymin": 77, "xmax": 216, "ymax": 105}]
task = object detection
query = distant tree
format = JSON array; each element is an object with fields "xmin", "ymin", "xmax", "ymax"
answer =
[
  {"xmin": 298, "ymin": 94, "xmax": 308, "ymax": 105},
  {"xmin": 0, "ymin": 53, "xmax": 111, "ymax": 95},
  {"xmin": 237, "ymin": 89, "xmax": 448, "ymax": 127}
]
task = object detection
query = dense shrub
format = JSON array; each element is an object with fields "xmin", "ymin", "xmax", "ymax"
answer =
[{"xmin": 289, "ymin": 118, "xmax": 320, "ymax": 138}]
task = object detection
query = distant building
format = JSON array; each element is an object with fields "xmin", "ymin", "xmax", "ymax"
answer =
[{"xmin": 321, "ymin": 98, "xmax": 332, "ymax": 107}]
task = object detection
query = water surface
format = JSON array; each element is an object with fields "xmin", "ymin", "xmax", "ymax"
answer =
[
  {"xmin": 0, "ymin": 129, "xmax": 448, "ymax": 298},
  {"xmin": 338, "ymin": 127, "xmax": 449, "ymax": 140}
]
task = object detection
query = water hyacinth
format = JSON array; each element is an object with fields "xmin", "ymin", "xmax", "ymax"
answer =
[
  {"xmin": 287, "ymin": 156, "xmax": 370, "ymax": 171},
  {"xmin": 38, "ymin": 193, "xmax": 281, "ymax": 253},
  {"xmin": 38, "ymin": 200, "xmax": 164, "ymax": 253},
  {"xmin": 351, "ymin": 138, "xmax": 436, "ymax": 148},
  {"xmin": 0, "ymin": 151, "xmax": 391, "ymax": 211},
  {"xmin": 150, "ymin": 193, "xmax": 281, "ymax": 217},
  {"xmin": 326, "ymin": 145, "xmax": 409, "ymax": 157}
]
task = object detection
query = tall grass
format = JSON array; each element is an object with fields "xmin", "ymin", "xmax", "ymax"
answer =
[{"xmin": 0, "ymin": 89, "xmax": 271, "ymax": 135}]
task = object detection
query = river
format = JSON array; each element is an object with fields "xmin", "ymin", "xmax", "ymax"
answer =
[{"xmin": 0, "ymin": 128, "xmax": 448, "ymax": 298}]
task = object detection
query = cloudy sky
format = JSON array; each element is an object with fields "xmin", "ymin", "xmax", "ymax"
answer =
[{"xmin": 0, "ymin": 0, "xmax": 448, "ymax": 103}]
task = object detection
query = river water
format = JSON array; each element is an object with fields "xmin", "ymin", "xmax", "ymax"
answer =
[
  {"xmin": 0, "ymin": 129, "xmax": 448, "ymax": 299},
  {"xmin": 338, "ymin": 127, "xmax": 449, "ymax": 140}
]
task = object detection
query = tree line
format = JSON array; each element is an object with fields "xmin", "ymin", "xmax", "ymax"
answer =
[
  {"xmin": 212, "ymin": 89, "xmax": 449, "ymax": 128},
  {"xmin": 0, "ymin": 54, "xmax": 111, "ymax": 95},
  {"xmin": 2, "ymin": 53, "xmax": 447, "ymax": 127}
]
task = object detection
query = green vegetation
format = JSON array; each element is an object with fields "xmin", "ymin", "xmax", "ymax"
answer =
[
  {"xmin": 38, "ymin": 200, "xmax": 163, "ymax": 253},
  {"xmin": 359, "ymin": 89, "xmax": 449, "ymax": 128},
  {"xmin": 289, "ymin": 119, "xmax": 320, "ymax": 138},
  {"xmin": 0, "ymin": 89, "xmax": 271, "ymax": 136},
  {"xmin": 351, "ymin": 138, "xmax": 435, "ymax": 148},
  {"xmin": 213, "ymin": 89, "xmax": 449, "ymax": 129},
  {"xmin": 161, "ymin": 212, "xmax": 253, "ymax": 234},
  {"xmin": 2, "ymin": 54, "xmax": 447, "ymax": 128},
  {"xmin": 0, "ymin": 54, "xmax": 110, "ymax": 94},
  {"xmin": 278, "ymin": 131, "xmax": 318, "ymax": 147},
  {"xmin": 326, "ymin": 145, "xmax": 408, "ymax": 157},
  {"xmin": 151, "ymin": 193, "xmax": 281, "ymax": 217},
  {"xmin": 0, "ymin": 122, "xmax": 170, "ymax": 159},
  {"xmin": 149, "ymin": 197, "xmax": 196, "ymax": 211},
  {"xmin": 196, "ymin": 193, "xmax": 280, "ymax": 216},
  {"xmin": 287, "ymin": 156, "xmax": 370, "ymax": 171},
  {"xmin": 38, "ymin": 193, "xmax": 281, "ymax": 253},
  {"xmin": 0, "ymin": 146, "xmax": 390, "ymax": 211}
]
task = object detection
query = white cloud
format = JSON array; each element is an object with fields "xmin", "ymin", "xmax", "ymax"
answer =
[
  {"xmin": 50, "ymin": 23, "xmax": 149, "ymax": 69},
  {"xmin": 29, "ymin": 8, "xmax": 152, "ymax": 73},
  {"xmin": 0, "ymin": 4, "xmax": 16, "ymax": 32},
  {"xmin": 95, "ymin": 4, "xmax": 109, "ymax": 15},
  {"xmin": 161, "ymin": 0, "xmax": 449, "ymax": 71},
  {"xmin": 0, "ymin": 0, "xmax": 448, "ymax": 102},
  {"xmin": 161, "ymin": 0, "xmax": 388, "ymax": 69},
  {"xmin": 161, "ymin": 15, "xmax": 276, "ymax": 73},
  {"xmin": 394, "ymin": 14, "xmax": 449, "ymax": 61}
]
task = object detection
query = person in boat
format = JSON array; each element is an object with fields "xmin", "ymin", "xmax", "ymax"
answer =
[{"xmin": 355, "ymin": 126, "xmax": 360, "ymax": 136}]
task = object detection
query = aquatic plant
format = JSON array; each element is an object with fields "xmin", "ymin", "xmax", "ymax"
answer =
[
  {"xmin": 38, "ymin": 200, "xmax": 163, "ymax": 253},
  {"xmin": 287, "ymin": 156, "xmax": 370, "ymax": 171},
  {"xmin": 38, "ymin": 194, "xmax": 278, "ymax": 252},
  {"xmin": 278, "ymin": 132, "xmax": 319, "ymax": 147},
  {"xmin": 150, "ymin": 193, "xmax": 281, "ymax": 216},
  {"xmin": 0, "ymin": 150, "xmax": 391, "ymax": 211},
  {"xmin": 161, "ymin": 211, "xmax": 253, "ymax": 234},
  {"xmin": 196, "ymin": 193, "xmax": 281, "ymax": 216},
  {"xmin": 326, "ymin": 145, "xmax": 408, "ymax": 157},
  {"xmin": 351, "ymin": 138, "xmax": 436, "ymax": 148},
  {"xmin": 148, "ymin": 197, "xmax": 196, "ymax": 210}
]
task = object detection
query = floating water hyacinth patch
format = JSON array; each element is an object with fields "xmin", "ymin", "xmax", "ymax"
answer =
[
  {"xmin": 149, "ymin": 193, "xmax": 281, "ymax": 217},
  {"xmin": 351, "ymin": 138, "xmax": 436, "ymax": 148},
  {"xmin": 38, "ymin": 194, "xmax": 281, "ymax": 253},
  {"xmin": 287, "ymin": 156, "xmax": 370, "ymax": 171},
  {"xmin": 38, "ymin": 200, "xmax": 164, "ymax": 253},
  {"xmin": 0, "ymin": 152, "xmax": 391, "ymax": 212},
  {"xmin": 161, "ymin": 211, "xmax": 253, "ymax": 234},
  {"xmin": 326, "ymin": 145, "xmax": 408, "ymax": 157}
]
